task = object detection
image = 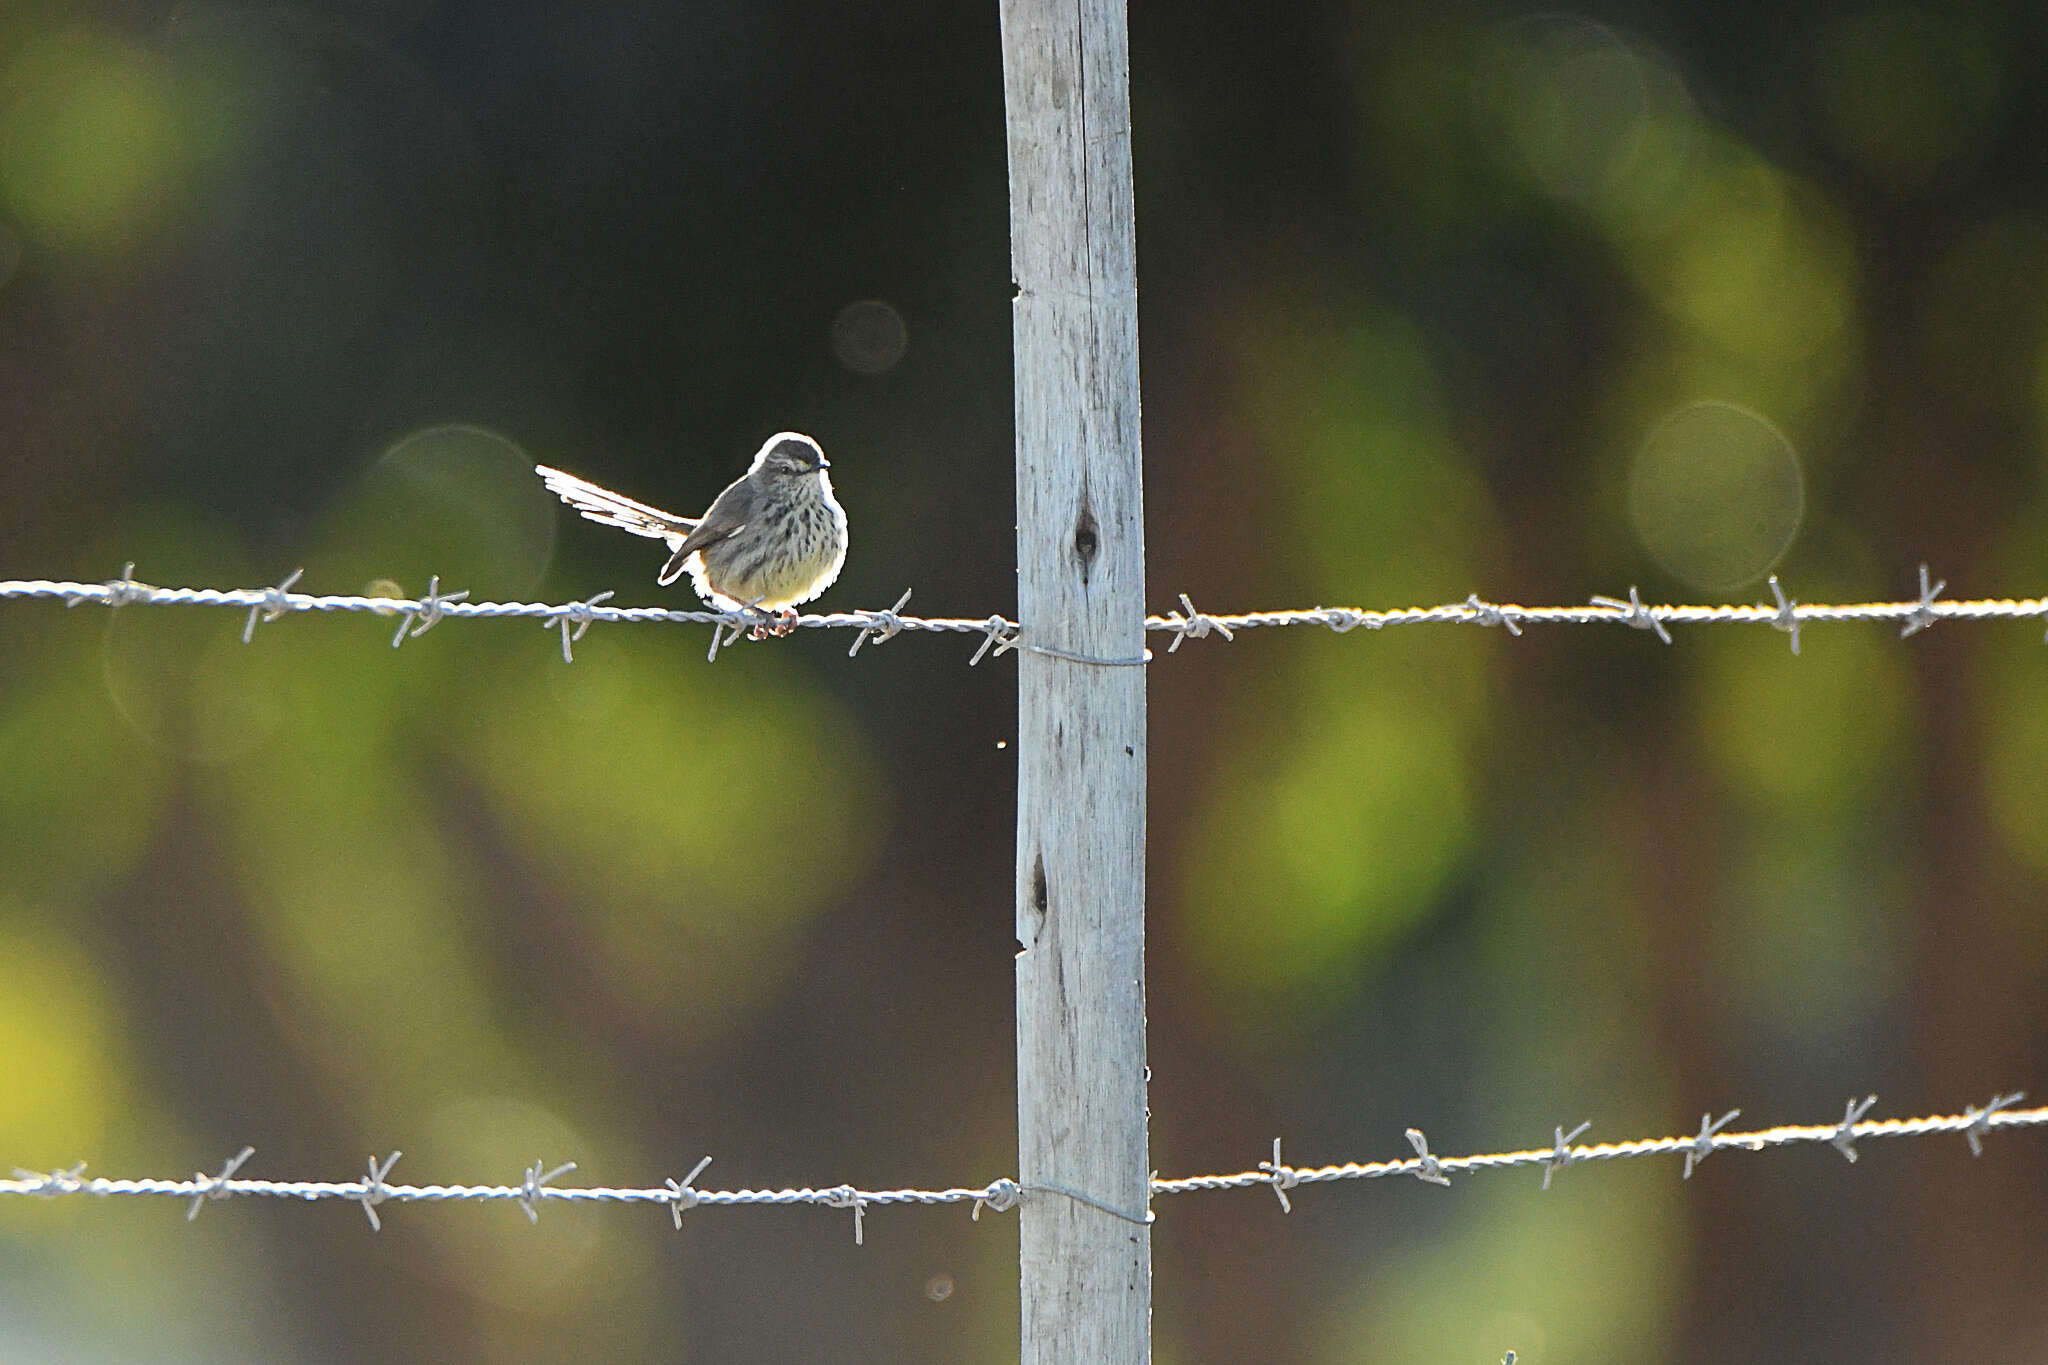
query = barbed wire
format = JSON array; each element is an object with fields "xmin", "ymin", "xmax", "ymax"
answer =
[
  {"xmin": 6, "ymin": 1094, "xmax": 2035, "ymax": 1239},
  {"xmin": 2, "ymin": 565, "xmax": 2042, "ymax": 664}
]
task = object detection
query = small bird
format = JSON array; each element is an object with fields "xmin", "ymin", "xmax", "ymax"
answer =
[{"xmin": 536, "ymin": 432, "xmax": 848, "ymax": 633}]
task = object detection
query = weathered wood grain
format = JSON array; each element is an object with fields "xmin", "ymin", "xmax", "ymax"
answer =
[{"xmin": 1000, "ymin": 0, "xmax": 1151, "ymax": 1360}]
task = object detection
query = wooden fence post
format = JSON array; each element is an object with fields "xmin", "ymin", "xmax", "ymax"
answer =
[{"xmin": 999, "ymin": 0, "xmax": 1151, "ymax": 1360}]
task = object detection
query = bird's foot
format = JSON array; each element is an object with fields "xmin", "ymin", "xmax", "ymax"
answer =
[{"xmin": 747, "ymin": 607, "xmax": 799, "ymax": 640}]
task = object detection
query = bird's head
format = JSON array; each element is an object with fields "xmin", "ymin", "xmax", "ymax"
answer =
[{"xmin": 753, "ymin": 432, "xmax": 830, "ymax": 479}]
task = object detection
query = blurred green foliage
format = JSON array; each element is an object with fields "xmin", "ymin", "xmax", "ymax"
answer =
[
  {"xmin": 1326, "ymin": 1168, "xmax": 1682, "ymax": 1361},
  {"xmin": 0, "ymin": 30, "xmax": 196, "ymax": 250},
  {"xmin": 1182, "ymin": 310, "xmax": 1495, "ymax": 1021},
  {"xmin": 0, "ymin": 919, "xmax": 125, "ymax": 1157}
]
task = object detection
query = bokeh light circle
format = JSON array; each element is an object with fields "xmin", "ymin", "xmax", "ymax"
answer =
[
  {"xmin": 344, "ymin": 423, "xmax": 555, "ymax": 599},
  {"xmin": 1627, "ymin": 401, "xmax": 1804, "ymax": 590},
  {"xmin": 830, "ymin": 299, "xmax": 909, "ymax": 374},
  {"xmin": 1471, "ymin": 15, "xmax": 1695, "ymax": 216}
]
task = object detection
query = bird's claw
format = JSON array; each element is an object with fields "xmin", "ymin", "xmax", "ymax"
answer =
[{"xmin": 746, "ymin": 607, "xmax": 799, "ymax": 640}]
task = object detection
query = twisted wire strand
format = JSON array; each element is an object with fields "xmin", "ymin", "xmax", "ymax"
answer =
[
  {"xmin": 1151, "ymin": 1097, "xmax": 2038, "ymax": 1195},
  {"xmin": 4, "ymin": 569, "xmax": 2044, "ymax": 662},
  {"xmin": 8, "ymin": 1099, "xmax": 2037, "ymax": 1227},
  {"xmin": 0, "ymin": 1172, "xmax": 1009, "ymax": 1208}
]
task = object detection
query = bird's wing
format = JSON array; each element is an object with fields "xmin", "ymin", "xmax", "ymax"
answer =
[
  {"xmin": 667, "ymin": 478, "xmax": 752, "ymax": 559},
  {"xmin": 658, "ymin": 476, "xmax": 754, "ymax": 586},
  {"xmin": 536, "ymin": 464, "xmax": 698, "ymax": 541}
]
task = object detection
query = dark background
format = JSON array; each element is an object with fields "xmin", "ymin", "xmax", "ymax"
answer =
[{"xmin": 4, "ymin": 1, "xmax": 2047, "ymax": 1361}]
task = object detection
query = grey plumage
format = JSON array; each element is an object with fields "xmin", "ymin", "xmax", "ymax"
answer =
[{"xmin": 536, "ymin": 431, "xmax": 848, "ymax": 614}]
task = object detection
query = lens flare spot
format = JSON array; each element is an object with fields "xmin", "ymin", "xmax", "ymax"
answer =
[
  {"xmin": 1627, "ymin": 401, "xmax": 1803, "ymax": 590},
  {"xmin": 831, "ymin": 299, "xmax": 909, "ymax": 375},
  {"xmin": 325, "ymin": 424, "xmax": 554, "ymax": 600},
  {"xmin": 362, "ymin": 578, "xmax": 407, "ymax": 614},
  {"xmin": 1471, "ymin": 16, "xmax": 1697, "ymax": 220}
]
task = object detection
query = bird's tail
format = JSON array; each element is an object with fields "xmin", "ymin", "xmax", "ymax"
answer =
[{"xmin": 535, "ymin": 465, "xmax": 698, "ymax": 541}]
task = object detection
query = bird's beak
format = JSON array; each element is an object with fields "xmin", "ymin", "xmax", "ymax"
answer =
[{"xmin": 816, "ymin": 456, "xmax": 831, "ymax": 469}]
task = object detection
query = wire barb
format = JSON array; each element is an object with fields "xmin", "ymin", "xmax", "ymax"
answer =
[
  {"xmin": 705, "ymin": 611, "xmax": 747, "ymax": 662},
  {"xmin": 67, "ymin": 562, "xmax": 146, "ymax": 608},
  {"xmin": 849, "ymin": 589, "xmax": 914, "ymax": 657},
  {"xmin": 973, "ymin": 1178, "xmax": 1021, "ymax": 1220},
  {"xmin": 357, "ymin": 1151, "xmax": 402, "ymax": 1231},
  {"xmin": 969, "ymin": 615, "xmax": 1020, "ymax": 665},
  {"xmin": 186, "ymin": 1146, "xmax": 255, "ymax": 1222},
  {"xmin": 107, "ymin": 564, "xmax": 149, "ymax": 606},
  {"xmin": 106, "ymin": 562, "xmax": 145, "ymax": 606},
  {"xmin": 1404, "ymin": 1129, "xmax": 1451, "ymax": 1186},
  {"xmin": 1465, "ymin": 594, "xmax": 1523, "ymax": 636},
  {"xmin": 1260, "ymin": 1137, "xmax": 1301, "ymax": 1212},
  {"xmin": 548, "ymin": 590, "xmax": 615, "ymax": 662},
  {"xmin": 1317, "ymin": 606, "xmax": 1374, "ymax": 633},
  {"xmin": 1765, "ymin": 575, "xmax": 1800, "ymax": 655},
  {"xmin": 1964, "ymin": 1091, "xmax": 2025, "ymax": 1157},
  {"xmin": 1591, "ymin": 586, "xmax": 1673, "ymax": 644},
  {"xmin": 391, "ymin": 576, "xmax": 469, "ymax": 648},
  {"xmin": 1542, "ymin": 1121, "xmax": 1592, "ymax": 1190},
  {"xmin": 518, "ymin": 1159, "xmax": 577, "ymax": 1223},
  {"xmin": 1165, "ymin": 593, "xmax": 1236, "ymax": 652},
  {"xmin": 1831, "ymin": 1095, "xmax": 1878, "ymax": 1162},
  {"xmin": 1683, "ymin": 1109, "xmax": 1741, "ymax": 1179},
  {"xmin": 14, "ymin": 1162, "xmax": 87, "ymax": 1195},
  {"xmin": 1900, "ymin": 563, "xmax": 1946, "ymax": 638},
  {"xmin": 241, "ymin": 568, "xmax": 305, "ymax": 643},
  {"xmin": 822, "ymin": 1184, "xmax": 868, "ymax": 1244},
  {"xmin": 665, "ymin": 1155, "xmax": 714, "ymax": 1230}
]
